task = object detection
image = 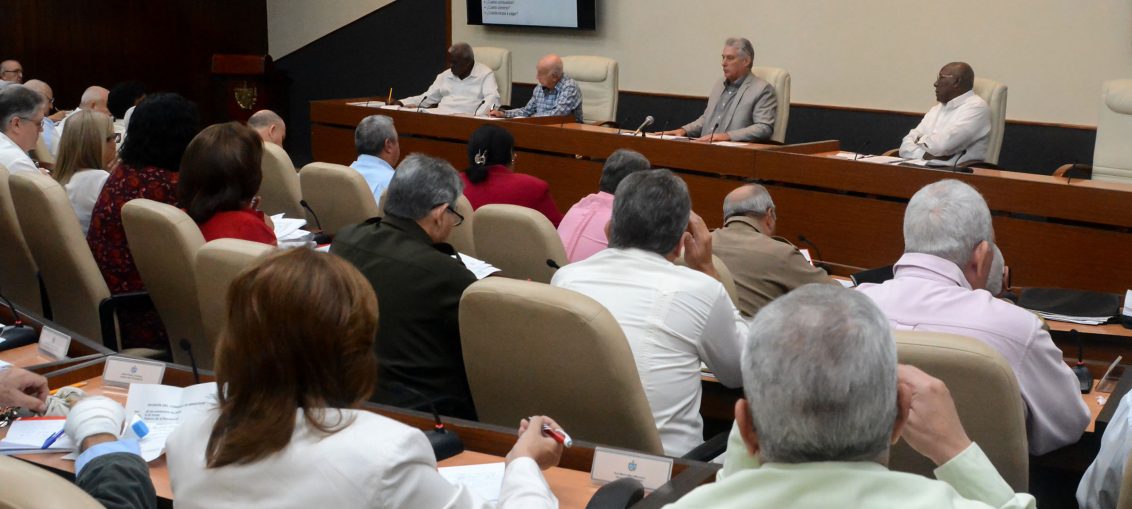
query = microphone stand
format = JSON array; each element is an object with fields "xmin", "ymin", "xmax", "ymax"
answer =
[{"xmin": 0, "ymin": 288, "xmax": 37, "ymax": 351}]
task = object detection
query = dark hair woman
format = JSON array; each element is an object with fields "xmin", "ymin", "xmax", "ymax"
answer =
[{"xmin": 460, "ymin": 124, "xmax": 563, "ymax": 226}]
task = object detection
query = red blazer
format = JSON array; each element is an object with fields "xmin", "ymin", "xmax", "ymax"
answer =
[
  {"xmin": 198, "ymin": 209, "xmax": 278, "ymax": 246},
  {"xmin": 460, "ymin": 165, "xmax": 564, "ymax": 226}
]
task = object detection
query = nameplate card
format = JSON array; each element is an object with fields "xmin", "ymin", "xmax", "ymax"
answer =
[
  {"xmin": 102, "ymin": 356, "xmax": 165, "ymax": 388},
  {"xmin": 36, "ymin": 326, "xmax": 71, "ymax": 360},
  {"xmin": 590, "ymin": 446, "xmax": 673, "ymax": 491}
]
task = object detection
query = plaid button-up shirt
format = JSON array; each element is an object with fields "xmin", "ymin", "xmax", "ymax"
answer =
[{"xmin": 504, "ymin": 75, "xmax": 583, "ymax": 122}]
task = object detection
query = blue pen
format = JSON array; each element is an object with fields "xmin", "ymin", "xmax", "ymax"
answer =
[{"xmin": 41, "ymin": 428, "xmax": 65, "ymax": 449}]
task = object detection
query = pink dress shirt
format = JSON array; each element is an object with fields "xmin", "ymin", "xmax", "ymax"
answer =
[
  {"xmin": 856, "ymin": 253, "xmax": 1089, "ymax": 455},
  {"xmin": 557, "ymin": 191, "xmax": 614, "ymax": 263}
]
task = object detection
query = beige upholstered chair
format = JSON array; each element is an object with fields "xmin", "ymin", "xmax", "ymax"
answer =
[
  {"xmin": 752, "ymin": 66, "xmax": 791, "ymax": 144},
  {"xmin": 460, "ymin": 277, "xmax": 663, "ymax": 455},
  {"xmin": 674, "ymin": 254, "xmax": 740, "ymax": 309},
  {"xmin": 259, "ymin": 142, "xmax": 305, "ymax": 219},
  {"xmin": 298, "ymin": 162, "xmax": 379, "ymax": 236},
  {"xmin": 474, "ymin": 46, "xmax": 512, "ymax": 107},
  {"xmin": 0, "ymin": 165, "xmax": 42, "ymax": 315},
  {"xmin": 378, "ymin": 192, "xmax": 476, "ymax": 256},
  {"xmin": 0, "ymin": 455, "xmax": 104, "ymax": 509},
  {"xmin": 473, "ymin": 204, "xmax": 567, "ymax": 283},
  {"xmin": 972, "ymin": 77, "xmax": 1008, "ymax": 165},
  {"xmin": 122, "ymin": 199, "xmax": 208, "ymax": 367},
  {"xmin": 1055, "ymin": 80, "xmax": 1132, "ymax": 183},
  {"xmin": 195, "ymin": 238, "xmax": 273, "ymax": 351},
  {"xmin": 890, "ymin": 330, "xmax": 1028, "ymax": 491},
  {"xmin": 561, "ymin": 55, "xmax": 618, "ymax": 125}
]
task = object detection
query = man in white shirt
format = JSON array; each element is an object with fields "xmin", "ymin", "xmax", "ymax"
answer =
[
  {"xmin": 56, "ymin": 85, "xmax": 110, "ymax": 144},
  {"xmin": 398, "ymin": 43, "xmax": 500, "ymax": 116},
  {"xmin": 899, "ymin": 62, "xmax": 990, "ymax": 165},
  {"xmin": 552, "ymin": 169, "xmax": 747, "ymax": 456},
  {"xmin": 1077, "ymin": 391, "xmax": 1132, "ymax": 509},
  {"xmin": 349, "ymin": 114, "xmax": 399, "ymax": 203},
  {"xmin": 248, "ymin": 109, "xmax": 286, "ymax": 146},
  {"xmin": 0, "ymin": 84, "xmax": 46, "ymax": 174}
]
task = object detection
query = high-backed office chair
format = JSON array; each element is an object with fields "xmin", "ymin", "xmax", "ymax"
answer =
[
  {"xmin": 298, "ymin": 162, "xmax": 379, "ymax": 236},
  {"xmin": 972, "ymin": 78, "xmax": 1008, "ymax": 165},
  {"xmin": 121, "ymin": 199, "xmax": 208, "ymax": 367},
  {"xmin": 562, "ymin": 55, "xmax": 618, "ymax": 125},
  {"xmin": 0, "ymin": 165, "xmax": 43, "ymax": 315},
  {"xmin": 474, "ymin": 46, "xmax": 512, "ymax": 107},
  {"xmin": 259, "ymin": 142, "xmax": 305, "ymax": 219},
  {"xmin": 752, "ymin": 66, "xmax": 791, "ymax": 144},
  {"xmin": 378, "ymin": 192, "xmax": 476, "ymax": 256},
  {"xmin": 9, "ymin": 172, "xmax": 160, "ymax": 356},
  {"xmin": 473, "ymin": 204, "xmax": 567, "ymax": 283},
  {"xmin": 890, "ymin": 330, "xmax": 1028, "ymax": 491},
  {"xmin": 1054, "ymin": 79, "xmax": 1132, "ymax": 183},
  {"xmin": 674, "ymin": 254, "xmax": 740, "ymax": 310},
  {"xmin": 0, "ymin": 455, "xmax": 105, "ymax": 509},
  {"xmin": 195, "ymin": 238, "xmax": 273, "ymax": 351},
  {"xmin": 460, "ymin": 277, "xmax": 664, "ymax": 455}
]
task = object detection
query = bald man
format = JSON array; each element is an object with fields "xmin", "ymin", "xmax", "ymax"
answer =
[
  {"xmin": 399, "ymin": 43, "xmax": 500, "ymax": 116},
  {"xmin": 0, "ymin": 60, "xmax": 23, "ymax": 84},
  {"xmin": 899, "ymin": 62, "xmax": 990, "ymax": 165},
  {"xmin": 56, "ymin": 85, "xmax": 111, "ymax": 146},
  {"xmin": 248, "ymin": 109, "xmax": 286, "ymax": 145},
  {"xmin": 490, "ymin": 54, "xmax": 582, "ymax": 122},
  {"xmin": 22, "ymin": 79, "xmax": 62, "ymax": 155}
]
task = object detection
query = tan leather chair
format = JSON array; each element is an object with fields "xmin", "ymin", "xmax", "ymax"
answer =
[
  {"xmin": 562, "ymin": 55, "xmax": 618, "ymax": 125},
  {"xmin": 259, "ymin": 142, "xmax": 305, "ymax": 219},
  {"xmin": 752, "ymin": 66, "xmax": 791, "ymax": 144},
  {"xmin": 122, "ymin": 199, "xmax": 208, "ymax": 367},
  {"xmin": 473, "ymin": 204, "xmax": 566, "ymax": 283},
  {"xmin": 972, "ymin": 78, "xmax": 1008, "ymax": 165},
  {"xmin": 298, "ymin": 162, "xmax": 379, "ymax": 236},
  {"xmin": 0, "ymin": 165, "xmax": 42, "ymax": 315},
  {"xmin": 0, "ymin": 455, "xmax": 104, "ymax": 509},
  {"xmin": 474, "ymin": 46, "xmax": 512, "ymax": 107},
  {"xmin": 889, "ymin": 330, "xmax": 1028, "ymax": 491},
  {"xmin": 378, "ymin": 192, "xmax": 476, "ymax": 256},
  {"xmin": 195, "ymin": 238, "xmax": 274, "ymax": 351},
  {"xmin": 460, "ymin": 277, "xmax": 663, "ymax": 454},
  {"xmin": 1055, "ymin": 80, "xmax": 1132, "ymax": 183},
  {"xmin": 674, "ymin": 253, "xmax": 740, "ymax": 309}
]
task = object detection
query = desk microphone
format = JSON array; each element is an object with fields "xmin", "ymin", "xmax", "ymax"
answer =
[
  {"xmin": 472, "ymin": 99, "xmax": 485, "ymax": 117},
  {"xmin": 951, "ymin": 150, "xmax": 968, "ymax": 173},
  {"xmin": 631, "ymin": 116, "xmax": 654, "ymax": 137},
  {"xmin": 179, "ymin": 339, "xmax": 201, "ymax": 384},
  {"xmin": 546, "ymin": 259, "xmax": 561, "ymax": 270},
  {"xmin": 299, "ymin": 200, "xmax": 332, "ymax": 244},
  {"xmin": 0, "ymin": 286, "xmax": 37, "ymax": 351},
  {"xmin": 797, "ymin": 235, "xmax": 831, "ymax": 272},
  {"xmin": 707, "ymin": 122, "xmax": 721, "ymax": 144},
  {"xmin": 854, "ymin": 140, "xmax": 872, "ymax": 161},
  {"xmin": 391, "ymin": 382, "xmax": 464, "ymax": 461},
  {"xmin": 1072, "ymin": 330, "xmax": 1093, "ymax": 393}
]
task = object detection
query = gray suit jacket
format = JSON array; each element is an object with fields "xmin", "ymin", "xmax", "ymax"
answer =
[{"xmin": 682, "ymin": 72, "xmax": 777, "ymax": 142}]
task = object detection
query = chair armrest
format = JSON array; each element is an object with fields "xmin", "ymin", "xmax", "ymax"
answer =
[
  {"xmin": 97, "ymin": 292, "xmax": 153, "ymax": 352},
  {"xmin": 1053, "ymin": 163, "xmax": 1092, "ymax": 179},
  {"xmin": 882, "ymin": 148, "xmax": 900, "ymax": 157},
  {"xmin": 680, "ymin": 430, "xmax": 730, "ymax": 462},
  {"xmin": 584, "ymin": 478, "xmax": 645, "ymax": 509}
]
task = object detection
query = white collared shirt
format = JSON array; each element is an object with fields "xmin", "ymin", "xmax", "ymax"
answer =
[
  {"xmin": 402, "ymin": 62, "xmax": 501, "ymax": 115},
  {"xmin": 551, "ymin": 248, "xmax": 748, "ymax": 456},
  {"xmin": 0, "ymin": 131, "xmax": 38, "ymax": 174},
  {"xmin": 1078, "ymin": 391, "xmax": 1132, "ymax": 508},
  {"xmin": 64, "ymin": 169, "xmax": 110, "ymax": 235},
  {"xmin": 899, "ymin": 90, "xmax": 991, "ymax": 164}
]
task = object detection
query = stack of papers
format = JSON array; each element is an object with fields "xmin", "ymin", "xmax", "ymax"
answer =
[
  {"xmin": 1031, "ymin": 312, "xmax": 1111, "ymax": 326},
  {"xmin": 0, "ymin": 417, "xmax": 73, "ymax": 455},
  {"xmin": 271, "ymin": 214, "xmax": 310, "ymax": 243},
  {"xmin": 456, "ymin": 253, "xmax": 501, "ymax": 280},
  {"xmin": 126, "ymin": 382, "xmax": 218, "ymax": 462},
  {"xmin": 832, "ymin": 152, "xmax": 908, "ymax": 164},
  {"xmin": 439, "ymin": 463, "xmax": 504, "ymax": 503},
  {"xmin": 345, "ymin": 101, "xmax": 386, "ymax": 108}
]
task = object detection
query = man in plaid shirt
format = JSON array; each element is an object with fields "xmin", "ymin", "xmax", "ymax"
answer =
[{"xmin": 490, "ymin": 54, "xmax": 583, "ymax": 122}]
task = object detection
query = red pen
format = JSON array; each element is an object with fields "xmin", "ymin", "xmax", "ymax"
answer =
[{"xmin": 540, "ymin": 423, "xmax": 573, "ymax": 448}]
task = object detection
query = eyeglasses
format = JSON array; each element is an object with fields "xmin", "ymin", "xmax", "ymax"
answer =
[
  {"xmin": 0, "ymin": 69, "xmax": 22, "ymax": 77},
  {"xmin": 17, "ymin": 116, "xmax": 43, "ymax": 131},
  {"xmin": 446, "ymin": 204, "xmax": 464, "ymax": 226}
]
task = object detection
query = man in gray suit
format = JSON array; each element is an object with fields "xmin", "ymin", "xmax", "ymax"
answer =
[{"xmin": 663, "ymin": 38, "xmax": 777, "ymax": 142}]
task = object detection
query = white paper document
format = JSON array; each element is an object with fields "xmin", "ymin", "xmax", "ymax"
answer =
[
  {"xmin": 345, "ymin": 101, "xmax": 386, "ymax": 108},
  {"xmin": 711, "ymin": 141, "xmax": 751, "ymax": 148},
  {"xmin": 457, "ymin": 253, "xmax": 502, "ymax": 280},
  {"xmin": 0, "ymin": 417, "xmax": 74, "ymax": 454},
  {"xmin": 271, "ymin": 214, "xmax": 309, "ymax": 241},
  {"xmin": 439, "ymin": 462, "xmax": 505, "ymax": 503},
  {"xmin": 125, "ymin": 382, "xmax": 218, "ymax": 462}
]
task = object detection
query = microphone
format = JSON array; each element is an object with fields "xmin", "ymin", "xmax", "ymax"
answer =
[
  {"xmin": 472, "ymin": 99, "xmax": 485, "ymax": 117},
  {"xmin": 0, "ymin": 287, "xmax": 37, "ymax": 351},
  {"xmin": 179, "ymin": 339, "xmax": 201, "ymax": 384},
  {"xmin": 854, "ymin": 140, "xmax": 872, "ymax": 161},
  {"xmin": 707, "ymin": 122, "xmax": 721, "ymax": 144},
  {"xmin": 1071, "ymin": 330, "xmax": 1093, "ymax": 393},
  {"xmin": 797, "ymin": 235, "xmax": 830, "ymax": 272},
  {"xmin": 546, "ymin": 259, "xmax": 561, "ymax": 270},
  {"xmin": 391, "ymin": 382, "xmax": 464, "ymax": 460},
  {"xmin": 631, "ymin": 115, "xmax": 654, "ymax": 137},
  {"xmin": 951, "ymin": 150, "xmax": 969, "ymax": 173},
  {"xmin": 300, "ymin": 200, "xmax": 332, "ymax": 244}
]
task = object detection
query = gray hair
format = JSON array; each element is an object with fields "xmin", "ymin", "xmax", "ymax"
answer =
[
  {"xmin": 384, "ymin": 153, "xmax": 464, "ymax": 221},
  {"xmin": 247, "ymin": 109, "xmax": 284, "ymax": 130},
  {"xmin": 986, "ymin": 244, "xmax": 1004, "ymax": 295},
  {"xmin": 725, "ymin": 37, "xmax": 755, "ymax": 67},
  {"xmin": 723, "ymin": 184, "xmax": 775, "ymax": 219},
  {"xmin": 903, "ymin": 179, "xmax": 994, "ymax": 268},
  {"xmin": 609, "ymin": 169, "xmax": 690, "ymax": 256},
  {"xmin": 354, "ymin": 115, "xmax": 397, "ymax": 157},
  {"xmin": 598, "ymin": 149, "xmax": 650, "ymax": 194},
  {"xmin": 0, "ymin": 85, "xmax": 43, "ymax": 134},
  {"xmin": 744, "ymin": 284, "xmax": 897, "ymax": 463}
]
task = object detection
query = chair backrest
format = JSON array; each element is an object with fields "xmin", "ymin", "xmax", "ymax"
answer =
[
  {"xmin": 674, "ymin": 253, "xmax": 740, "ymax": 309},
  {"xmin": 259, "ymin": 142, "xmax": 305, "ymax": 219},
  {"xmin": 195, "ymin": 238, "xmax": 274, "ymax": 352},
  {"xmin": 121, "ymin": 199, "xmax": 207, "ymax": 367},
  {"xmin": 890, "ymin": 330, "xmax": 1028, "ymax": 491},
  {"xmin": 0, "ymin": 455, "xmax": 105, "ymax": 509},
  {"xmin": 973, "ymin": 77, "xmax": 1008, "ymax": 165},
  {"xmin": 460, "ymin": 277, "xmax": 664, "ymax": 455},
  {"xmin": 474, "ymin": 46, "xmax": 512, "ymax": 107},
  {"xmin": 0, "ymin": 165, "xmax": 42, "ymax": 315},
  {"xmin": 1093, "ymin": 79, "xmax": 1132, "ymax": 183},
  {"xmin": 298, "ymin": 162, "xmax": 379, "ymax": 236},
  {"xmin": 473, "ymin": 204, "xmax": 567, "ymax": 283},
  {"xmin": 752, "ymin": 67, "xmax": 791, "ymax": 144},
  {"xmin": 379, "ymin": 191, "xmax": 476, "ymax": 256},
  {"xmin": 562, "ymin": 55, "xmax": 618, "ymax": 124},
  {"xmin": 9, "ymin": 172, "xmax": 110, "ymax": 343}
]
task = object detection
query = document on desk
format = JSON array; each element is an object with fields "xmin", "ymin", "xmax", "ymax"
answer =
[
  {"xmin": 0, "ymin": 416, "xmax": 74, "ymax": 455},
  {"xmin": 125, "ymin": 382, "xmax": 218, "ymax": 462},
  {"xmin": 439, "ymin": 462, "xmax": 504, "ymax": 503},
  {"xmin": 345, "ymin": 101, "xmax": 386, "ymax": 108},
  {"xmin": 457, "ymin": 253, "xmax": 502, "ymax": 280},
  {"xmin": 271, "ymin": 214, "xmax": 309, "ymax": 241}
]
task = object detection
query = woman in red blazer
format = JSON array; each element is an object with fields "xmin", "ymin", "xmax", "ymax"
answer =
[{"xmin": 459, "ymin": 124, "xmax": 563, "ymax": 226}]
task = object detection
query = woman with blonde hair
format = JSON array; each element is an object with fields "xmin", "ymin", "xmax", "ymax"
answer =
[{"xmin": 53, "ymin": 109, "xmax": 115, "ymax": 234}]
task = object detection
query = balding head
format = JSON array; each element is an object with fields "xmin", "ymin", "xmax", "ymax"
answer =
[
  {"xmin": 723, "ymin": 184, "xmax": 777, "ymax": 235},
  {"xmin": 0, "ymin": 60, "xmax": 23, "ymax": 84},
  {"xmin": 80, "ymin": 86, "xmax": 110, "ymax": 115},
  {"xmin": 535, "ymin": 54, "xmax": 564, "ymax": 89},
  {"xmin": 247, "ymin": 109, "xmax": 286, "ymax": 145},
  {"xmin": 448, "ymin": 42, "xmax": 475, "ymax": 79},
  {"xmin": 934, "ymin": 62, "xmax": 975, "ymax": 104},
  {"xmin": 22, "ymin": 79, "xmax": 53, "ymax": 116}
]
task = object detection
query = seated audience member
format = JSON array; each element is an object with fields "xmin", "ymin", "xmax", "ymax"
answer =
[
  {"xmin": 660, "ymin": 38, "xmax": 777, "ymax": 142},
  {"xmin": 331, "ymin": 154, "xmax": 479, "ymax": 420},
  {"xmin": 898, "ymin": 62, "xmax": 990, "ymax": 165},
  {"xmin": 677, "ymin": 285, "xmax": 1036, "ymax": 508},
  {"xmin": 53, "ymin": 110, "xmax": 115, "ymax": 234},
  {"xmin": 856, "ymin": 180, "xmax": 1088, "ymax": 454},
  {"xmin": 56, "ymin": 85, "xmax": 110, "ymax": 140},
  {"xmin": 460, "ymin": 124, "xmax": 563, "ymax": 225},
  {"xmin": 0, "ymin": 84, "xmax": 45, "ymax": 174},
  {"xmin": 489, "ymin": 54, "xmax": 582, "ymax": 122},
  {"xmin": 711, "ymin": 184, "xmax": 836, "ymax": 317},
  {"xmin": 0, "ymin": 59, "xmax": 23, "ymax": 84},
  {"xmin": 551, "ymin": 169, "xmax": 747, "ymax": 456},
  {"xmin": 108, "ymin": 81, "xmax": 146, "ymax": 146},
  {"xmin": 88, "ymin": 93, "xmax": 200, "ymax": 351},
  {"xmin": 349, "ymin": 114, "xmax": 399, "ymax": 202},
  {"xmin": 398, "ymin": 43, "xmax": 500, "ymax": 115},
  {"xmin": 178, "ymin": 122, "xmax": 277, "ymax": 245},
  {"xmin": 1078, "ymin": 392, "xmax": 1132, "ymax": 509},
  {"xmin": 247, "ymin": 109, "xmax": 286, "ymax": 146},
  {"xmin": 21, "ymin": 79, "xmax": 61, "ymax": 155},
  {"xmin": 558, "ymin": 149, "xmax": 650, "ymax": 262}
]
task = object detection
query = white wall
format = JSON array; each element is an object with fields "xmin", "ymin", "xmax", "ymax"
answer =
[
  {"xmin": 453, "ymin": 1, "xmax": 1132, "ymax": 126},
  {"xmin": 267, "ymin": 0, "xmax": 397, "ymax": 59}
]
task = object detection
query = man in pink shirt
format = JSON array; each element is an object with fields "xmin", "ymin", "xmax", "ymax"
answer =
[
  {"xmin": 557, "ymin": 149, "xmax": 650, "ymax": 262},
  {"xmin": 856, "ymin": 179, "xmax": 1088, "ymax": 455}
]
